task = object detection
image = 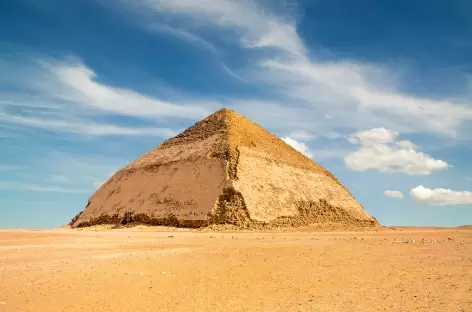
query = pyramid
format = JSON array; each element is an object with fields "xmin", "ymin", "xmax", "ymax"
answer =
[{"xmin": 70, "ymin": 108, "xmax": 378, "ymax": 228}]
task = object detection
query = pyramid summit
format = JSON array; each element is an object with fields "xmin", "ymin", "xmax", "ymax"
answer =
[{"xmin": 70, "ymin": 108, "xmax": 378, "ymax": 228}]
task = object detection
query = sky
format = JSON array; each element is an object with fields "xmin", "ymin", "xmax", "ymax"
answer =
[{"xmin": 0, "ymin": 0, "xmax": 471, "ymax": 228}]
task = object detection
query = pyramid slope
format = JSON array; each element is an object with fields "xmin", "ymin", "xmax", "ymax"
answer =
[
  {"xmin": 71, "ymin": 108, "xmax": 378, "ymax": 228},
  {"xmin": 124, "ymin": 108, "xmax": 332, "ymax": 174}
]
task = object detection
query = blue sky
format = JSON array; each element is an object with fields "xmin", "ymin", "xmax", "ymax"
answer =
[{"xmin": 1, "ymin": 0, "xmax": 471, "ymax": 228}]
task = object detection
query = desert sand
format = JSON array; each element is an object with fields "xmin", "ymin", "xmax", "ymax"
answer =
[{"xmin": 1, "ymin": 227, "xmax": 471, "ymax": 312}]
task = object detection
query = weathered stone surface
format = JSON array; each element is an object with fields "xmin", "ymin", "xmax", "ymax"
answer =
[{"xmin": 71, "ymin": 108, "xmax": 378, "ymax": 228}]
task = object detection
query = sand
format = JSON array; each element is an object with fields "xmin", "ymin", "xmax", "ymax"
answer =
[
  {"xmin": 1, "ymin": 227, "xmax": 471, "ymax": 312},
  {"xmin": 71, "ymin": 108, "xmax": 377, "ymax": 228}
]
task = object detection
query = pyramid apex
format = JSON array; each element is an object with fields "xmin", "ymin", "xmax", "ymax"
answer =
[
  {"xmin": 216, "ymin": 107, "xmax": 234, "ymax": 112},
  {"xmin": 216, "ymin": 107, "xmax": 232, "ymax": 112},
  {"xmin": 212, "ymin": 107, "xmax": 238, "ymax": 117}
]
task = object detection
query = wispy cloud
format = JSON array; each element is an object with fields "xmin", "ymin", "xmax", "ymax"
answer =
[
  {"xmin": 126, "ymin": 0, "xmax": 472, "ymax": 138},
  {"xmin": 221, "ymin": 64, "xmax": 250, "ymax": 83},
  {"xmin": 39, "ymin": 151, "xmax": 124, "ymax": 184},
  {"xmin": 0, "ymin": 111, "xmax": 176, "ymax": 137},
  {"xmin": 258, "ymin": 58, "xmax": 472, "ymax": 136},
  {"xmin": 0, "ymin": 99, "xmax": 61, "ymax": 109},
  {"xmin": 3, "ymin": 151, "xmax": 126, "ymax": 195},
  {"xmin": 50, "ymin": 61, "xmax": 213, "ymax": 119},
  {"xmin": 148, "ymin": 23, "xmax": 255, "ymax": 84},
  {"xmin": 135, "ymin": 0, "xmax": 305, "ymax": 56},
  {"xmin": 148, "ymin": 23, "xmax": 217, "ymax": 53},
  {"xmin": 0, "ymin": 58, "xmax": 217, "ymax": 136}
]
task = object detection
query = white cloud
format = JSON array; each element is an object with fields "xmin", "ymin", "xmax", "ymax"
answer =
[
  {"xmin": 347, "ymin": 128, "xmax": 398, "ymax": 146},
  {"xmin": 345, "ymin": 143, "xmax": 449, "ymax": 175},
  {"xmin": 345, "ymin": 128, "xmax": 450, "ymax": 175},
  {"xmin": 0, "ymin": 99, "xmax": 60, "ymax": 109},
  {"xmin": 4, "ymin": 0, "xmax": 472, "ymax": 147},
  {"xmin": 282, "ymin": 137, "xmax": 313, "ymax": 158},
  {"xmin": 259, "ymin": 58, "xmax": 472, "ymax": 136},
  {"xmin": 149, "ymin": 22, "xmax": 256, "ymax": 85},
  {"xmin": 126, "ymin": 0, "xmax": 472, "ymax": 137},
  {"xmin": 410, "ymin": 185, "xmax": 472, "ymax": 205},
  {"xmin": 148, "ymin": 23, "xmax": 217, "ymax": 53},
  {"xmin": 221, "ymin": 64, "xmax": 250, "ymax": 84},
  {"xmin": 396, "ymin": 140, "xmax": 416, "ymax": 149},
  {"xmin": 0, "ymin": 58, "xmax": 217, "ymax": 137},
  {"xmin": 136, "ymin": 0, "xmax": 305, "ymax": 56},
  {"xmin": 0, "ymin": 111, "xmax": 176, "ymax": 137},
  {"xmin": 50, "ymin": 61, "xmax": 212, "ymax": 119},
  {"xmin": 384, "ymin": 190, "xmax": 404, "ymax": 199}
]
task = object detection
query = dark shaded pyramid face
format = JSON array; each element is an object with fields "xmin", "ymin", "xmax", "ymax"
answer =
[{"xmin": 71, "ymin": 108, "xmax": 378, "ymax": 228}]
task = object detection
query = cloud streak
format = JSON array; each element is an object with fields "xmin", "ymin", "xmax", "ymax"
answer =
[
  {"xmin": 347, "ymin": 128, "xmax": 398, "ymax": 146},
  {"xmin": 0, "ymin": 111, "xmax": 176, "ymax": 137},
  {"xmin": 0, "ymin": 58, "xmax": 217, "ymax": 137},
  {"xmin": 221, "ymin": 64, "xmax": 251, "ymax": 84},
  {"xmin": 136, "ymin": 0, "xmax": 305, "ymax": 56},
  {"xmin": 3, "ymin": 151, "xmax": 126, "ymax": 196},
  {"xmin": 127, "ymin": 0, "xmax": 472, "ymax": 138},
  {"xmin": 50, "ymin": 61, "xmax": 212, "ymax": 119},
  {"xmin": 148, "ymin": 23, "xmax": 217, "ymax": 53}
]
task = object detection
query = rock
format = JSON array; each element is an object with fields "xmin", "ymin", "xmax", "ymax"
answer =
[{"xmin": 69, "ymin": 108, "xmax": 378, "ymax": 229}]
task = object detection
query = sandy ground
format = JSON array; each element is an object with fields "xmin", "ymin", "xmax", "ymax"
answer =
[{"xmin": 0, "ymin": 227, "xmax": 471, "ymax": 312}]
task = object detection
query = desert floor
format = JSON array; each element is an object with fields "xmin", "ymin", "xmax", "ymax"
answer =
[{"xmin": 0, "ymin": 227, "xmax": 471, "ymax": 312}]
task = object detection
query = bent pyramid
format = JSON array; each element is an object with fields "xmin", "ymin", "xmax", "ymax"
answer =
[{"xmin": 71, "ymin": 108, "xmax": 378, "ymax": 228}]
